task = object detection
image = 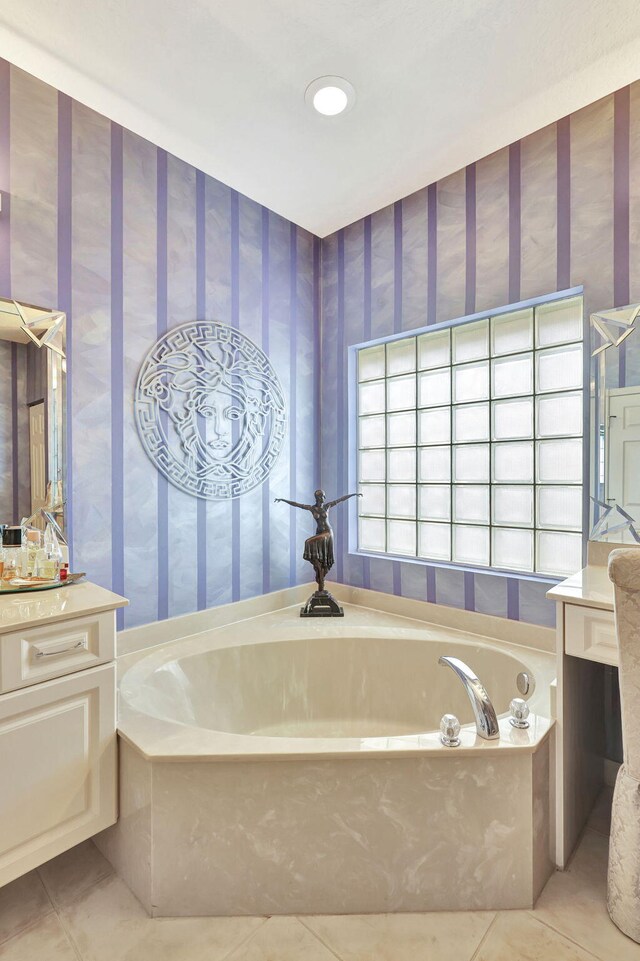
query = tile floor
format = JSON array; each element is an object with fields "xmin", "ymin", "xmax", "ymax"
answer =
[{"xmin": 0, "ymin": 788, "xmax": 637, "ymax": 960}]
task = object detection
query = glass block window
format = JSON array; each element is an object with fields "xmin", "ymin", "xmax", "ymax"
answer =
[{"xmin": 356, "ymin": 294, "xmax": 584, "ymax": 578}]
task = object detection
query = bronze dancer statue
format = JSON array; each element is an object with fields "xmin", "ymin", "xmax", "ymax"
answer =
[{"xmin": 275, "ymin": 489, "xmax": 361, "ymax": 616}]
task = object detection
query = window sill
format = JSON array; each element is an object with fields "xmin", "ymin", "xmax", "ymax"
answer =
[{"xmin": 349, "ymin": 548, "xmax": 563, "ymax": 585}]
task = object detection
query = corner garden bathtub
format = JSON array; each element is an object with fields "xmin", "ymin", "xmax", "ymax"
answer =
[{"xmin": 97, "ymin": 601, "xmax": 556, "ymax": 917}]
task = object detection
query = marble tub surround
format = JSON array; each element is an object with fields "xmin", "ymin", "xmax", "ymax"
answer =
[
  {"xmin": 97, "ymin": 736, "xmax": 552, "ymax": 917},
  {"xmin": 0, "ymin": 814, "xmax": 627, "ymax": 961},
  {"xmin": 116, "ymin": 582, "xmax": 316, "ymax": 657},
  {"xmin": 331, "ymin": 583, "xmax": 556, "ymax": 654},
  {"xmin": 96, "ymin": 601, "xmax": 555, "ymax": 916},
  {"xmin": 116, "ymin": 580, "xmax": 556, "ymax": 658},
  {"xmin": 114, "ymin": 601, "xmax": 556, "ymax": 760}
]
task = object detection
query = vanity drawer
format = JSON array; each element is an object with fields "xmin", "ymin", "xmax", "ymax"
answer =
[
  {"xmin": 564, "ymin": 604, "xmax": 618, "ymax": 666},
  {"xmin": 0, "ymin": 611, "xmax": 115, "ymax": 693}
]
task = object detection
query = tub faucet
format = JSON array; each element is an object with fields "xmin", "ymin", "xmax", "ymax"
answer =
[{"xmin": 438, "ymin": 656, "xmax": 500, "ymax": 740}]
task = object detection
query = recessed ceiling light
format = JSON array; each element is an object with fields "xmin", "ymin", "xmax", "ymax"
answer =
[{"xmin": 305, "ymin": 76, "xmax": 356, "ymax": 117}]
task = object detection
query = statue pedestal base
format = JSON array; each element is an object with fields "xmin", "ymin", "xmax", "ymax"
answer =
[{"xmin": 300, "ymin": 589, "xmax": 344, "ymax": 617}]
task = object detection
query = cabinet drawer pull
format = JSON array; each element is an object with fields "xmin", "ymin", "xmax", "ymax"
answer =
[{"xmin": 33, "ymin": 640, "xmax": 86, "ymax": 659}]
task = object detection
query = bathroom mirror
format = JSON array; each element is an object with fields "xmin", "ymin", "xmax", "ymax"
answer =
[
  {"xmin": 0, "ymin": 297, "xmax": 67, "ymax": 535},
  {"xmin": 591, "ymin": 304, "xmax": 640, "ymax": 543}
]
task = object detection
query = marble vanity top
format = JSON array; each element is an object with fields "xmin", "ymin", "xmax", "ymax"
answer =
[
  {"xmin": 0, "ymin": 580, "xmax": 128, "ymax": 634},
  {"xmin": 546, "ymin": 565, "xmax": 614, "ymax": 611}
]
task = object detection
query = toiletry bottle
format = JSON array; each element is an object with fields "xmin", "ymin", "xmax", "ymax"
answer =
[
  {"xmin": 37, "ymin": 523, "xmax": 62, "ymax": 580},
  {"xmin": 20, "ymin": 529, "xmax": 42, "ymax": 577},
  {"xmin": 1, "ymin": 527, "xmax": 23, "ymax": 579}
]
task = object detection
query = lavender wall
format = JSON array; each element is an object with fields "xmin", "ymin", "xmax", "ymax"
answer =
[
  {"xmin": 321, "ymin": 83, "xmax": 640, "ymax": 628},
  {"xmin": 4, "ymin": 56, "xmax": 640, "ymax": 632},
  {"xmin": 0, "ymin": 61, "xmax": 319, "ymax": 628}
]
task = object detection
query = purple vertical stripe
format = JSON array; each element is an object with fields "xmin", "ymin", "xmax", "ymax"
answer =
[
  {"xmin": 614, "ymin": 87, "xmax": 630, "ymax": 388},
  {"xmin": 394, "ymin": 201, "xmax": 402, "ymax": 333},
  {"xmin": 362, "ymin": 215, "xmax": 372, "ymax": 588},
  {"xmin": 10, "ymin": 344, "xmax": 18, "ymax": 520},
  {"xmin": 507, "ymin": 577, "xmax": 520, "ymax": 621},
  {"xmin": 195, "ymin": 168, "xmax": 207, "ymax": 608},
  {"xmin": 0, "ymin": 60, "xmax": 10, "ymax": 296},
  {"xmin": 363, "ymin": 215, "xmax": 372, "ymax": 341},
  {"xmin": 156, "ymin": 148, "xmax": 169, "ymax": 620},
  {"xmin": 289, "ymin": 222, "xmax": 297, "ymax": 586},
  {"xmin": 313, "ymin": 235, "xmax": 321, "ymax": 485},
  {"xmin": 427, "ymin": 183, "xmax": 437, "ymax": 324},
  {"xmin": 110, "ymin": 124, "xmax": 124, "ymax": 628},
  {"xmin": 392, "ymin": 201, "xmax": 403, "ymax": 591},
  {"xmin": 556, "ymin": 116, "xmax": 571, "ymax": 290},
  {"xmin": 57, "ymin": 93, "xmax": 72, "ymax": 561},
  {"xmin": 261, "ymin": 208, "xmax": 271, "ymax": 594},
  {"xmin": 426, "ymin": 565, "xmax": 436, "ymax": 604},
  {"xmin": 465, "ymin": 164, "xmax": 476, "ymax": 315},
  {"xmin": 463, "ymin": 570, "xmax": 475, "ymax": 612},
  {"xmin": 230, "ymin": 190, "xmax": 240, "ymax": 601},
  {"xmin": 336, "ymin": 229, "xmax": 345, "ymax": 582},
  {"xmin": 508, "ymin": 142, "xmax": 521, "ymax": 302}
]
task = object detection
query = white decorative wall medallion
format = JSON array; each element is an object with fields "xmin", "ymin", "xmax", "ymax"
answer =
[{"xmin": 135, "ymin": 321, "xmax": 286, "ymax": 499}]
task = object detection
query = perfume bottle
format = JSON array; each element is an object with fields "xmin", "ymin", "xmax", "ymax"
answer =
[
  {"xmin": 35, "ymin": 523, "xmax": 62, "ymax": 580},
  {"xmin": 20, "ymin": 529, "xmax": 42, "ymax": 577},
  {"xmin": 1, "ymin": 527, "xmax": 23, "ymax": 579}
]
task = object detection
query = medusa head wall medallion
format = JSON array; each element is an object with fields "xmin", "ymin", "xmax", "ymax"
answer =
[{"xmin": 134, "ymin": 321, "xmax": 286, "ymax": 500}]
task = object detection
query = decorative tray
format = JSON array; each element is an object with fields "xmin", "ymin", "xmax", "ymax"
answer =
[{"xmin": 0, "ymin": 573, "xmax": 86, "ymax": 595}]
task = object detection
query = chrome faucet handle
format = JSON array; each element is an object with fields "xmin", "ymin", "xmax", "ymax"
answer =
[
  {"xmin": 440, "ymin": 713, "xmax": 461, "ymax": 747},
  {"xmin": 516, "ymin": 671, "xmax": 534, "ymax": 696},
  {"xmin": 509, "ymin": 697, "xmax": 530, "ymax": 729}
]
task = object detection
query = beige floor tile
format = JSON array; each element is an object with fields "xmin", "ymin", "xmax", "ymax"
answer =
[
  {"xmin": 302, "ymin": 910, "xmax": 494, "ymax": 961},
  {"xmin": 60, "ymin": 874, "xmax": 264, "ymax": 961},
  {"xmin": 586, "ymin": 787, "xmax": 614, "ymax": 838},
  {"xmin": 225, "ymin": 917, "xmax": 339, "ymax": 960},
  {"xmin": 0, "ymin": 913, "xmax": 78, "ymax": 961},
  {"xmin": 39, "ymin": 840, "xmax": 114, "ymax": 907},
  {"xmin": 474, "ymin": 913, "xmax": 599, "ymax": 961},
  {"xmin": 533, "ymin": 830, "xmax": 640, "ymax": 961},
  {"xmin": 0, "ymin": 870, "xmax": 53, "ymax": 946}
]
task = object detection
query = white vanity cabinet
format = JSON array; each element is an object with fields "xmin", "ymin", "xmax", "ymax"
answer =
[
  {"xmin": 0, "ymin": 583, "xmax": 127, "ymax": 888},
  {"xmin": 548, "ymin": 564, "xmax": 617, "ymax": 868}
]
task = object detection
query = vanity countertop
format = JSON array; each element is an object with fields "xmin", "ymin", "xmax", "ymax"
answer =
[
  {"xmin": 546, "ymin": 565, "xmax": 614, "ymax": 612},
  {"xmin": 0, "ymin": 581, "xmax": 128, "ymax": 634}
]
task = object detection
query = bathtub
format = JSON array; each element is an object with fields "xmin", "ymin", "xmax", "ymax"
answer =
[{"xmin": 97, "ymin": 599, "xmax": 556, "ymax": 916}]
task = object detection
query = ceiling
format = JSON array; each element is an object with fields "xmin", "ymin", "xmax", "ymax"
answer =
[{"xmin": 2, "ymin": 1, "xmax": 640, "ymax": 236}]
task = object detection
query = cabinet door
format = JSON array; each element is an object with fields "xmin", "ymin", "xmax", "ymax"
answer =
[{"xmin": 0, "ymin": 663, "xmax": 116, "ymax": 887}]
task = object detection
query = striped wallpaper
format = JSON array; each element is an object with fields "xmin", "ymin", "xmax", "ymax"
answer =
[
  {"xmin": 3, "ymin": 56, "xmax": 640, "ymax": 631},
  {"xmin": 0, "ymin": 60, "xmax": 319, "ymax": 629},
  {"xmin": 321, "ymin": 82, "xmax": 640, "ymax": 628}
]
